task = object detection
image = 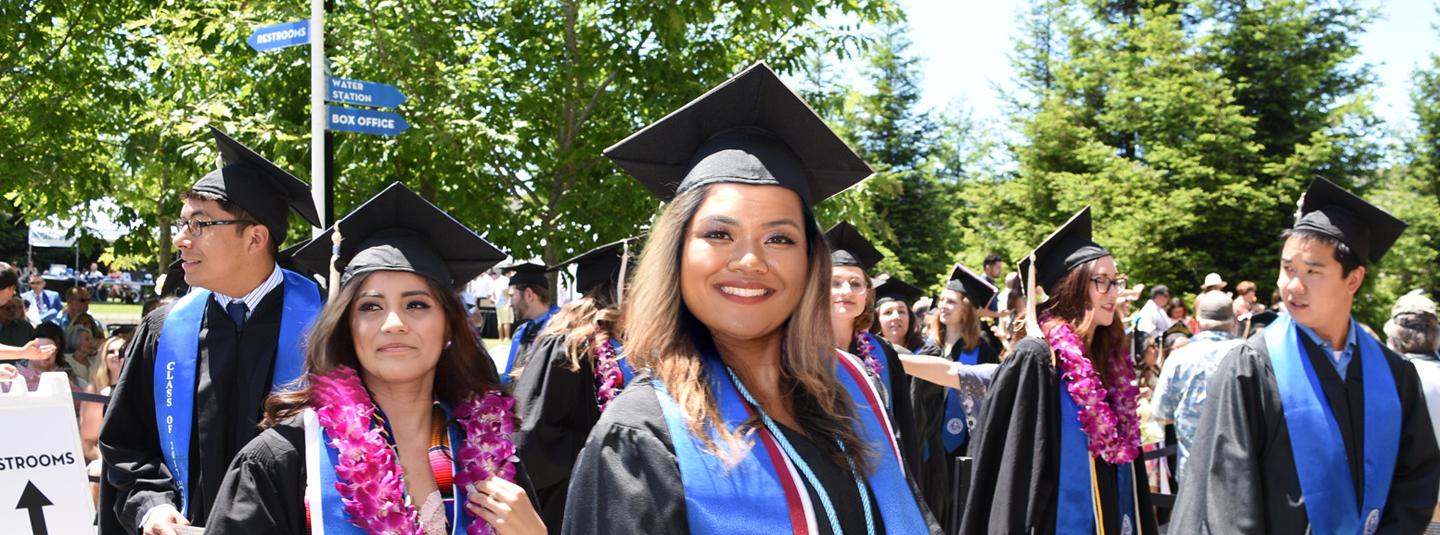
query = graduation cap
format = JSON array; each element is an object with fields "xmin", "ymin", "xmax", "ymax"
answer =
[
  {"xmin": 190, "ymin": 127, "xmax": 322, "ymax": 245},
  {"xmin": 502, "ymin": 262, "xmax": 549, "ymax": 289},
  {"xmin": 1291, "ymin": 177, "xmax": 1407, "ymax": 265},
  {"xmin": 825, "ymin": 222, "xmax": 884, "ymax": 271},
  {"xmin": 945, "ymin": 263, "xmax": 998, "ymax": 309},
  {"xmin": 1017, "ymin": 207, "xmax": 1112, "ymax": 293},
  {"xmin": 550, "ymin": 236, "xmax": 643, "ymax": 297},
  {"xmin": 158, "ymin": 258, "xmax": 187, "ymax": 297},
  {"xmin": 291, "ymin": 182, "xmax": 505, "ymax": 290},
  {"xmin": 874, "ymin": 277, "xmax": 923, "ymax": 306},
  {"xmin": 603, "ymin": 62, "xmax": 872, "ymax": 205}
]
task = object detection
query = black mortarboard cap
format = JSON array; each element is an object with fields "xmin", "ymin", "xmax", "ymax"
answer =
[
  {"xmin": 1291, "ymin": 177, "xmax": 1407, "ymax": 265},
  {"xmin": 603, "ymin": 62, "xmax": 872, "ymax": 205},
  {"xmin": 190, "ymin": 127, "xmax": 321, "ymax": 245},
  {"xmin": 159, "ymin": 258, "xmax": 187, "ymax": 297},
  {"xmin": 550, "ymin": 236, "xmax": 642, "ymax": 296},
  {"xmin": 874, "ymin": 277, "xmax": 924, "ymax": 305},
  {"xmin": 1017, "ymin": 207, "xmax": 1112, "ymax": 293},
  {"xmin": 825, "ymin": 222, "xmax": 884, "ymax": 271},
  {"xmin": 945, "ymin": 263, "xmax": 998, "ymax": 309},
  {"xmin": 503, "ymin": 262, "xmax": 549, "ymax": 289},
  {"xmin": 291, "ymin": 182, "xmax": 505, "ymax": 290}
]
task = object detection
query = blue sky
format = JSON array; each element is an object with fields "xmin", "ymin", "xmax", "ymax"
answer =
[{"xmin": 898, "ymin": 0, "xmax": 1438, "ymax": 131}]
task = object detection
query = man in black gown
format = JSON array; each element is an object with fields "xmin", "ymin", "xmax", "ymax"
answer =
[
  {"xmin": 1171, "ymin": 178, "xmax": 1440, "ymax": 533},
  {"xmin": 99, "ymin": 127, "xmax": 322, "ymax": 535}
]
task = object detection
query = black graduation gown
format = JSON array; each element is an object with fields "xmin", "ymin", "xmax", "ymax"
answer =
[
  {"xmin": 960, "ymin": 337, "xmax": 1158, "ymax": 535},
  {"xmin": 910, "ymin": 338, "xmax": 999, "ymax": 531},
  {"xmin": 562, "ymin": 376, "xmax": 941, "ymax": 535},
  {"xmin": 205, "ymin": 418, "xmax": 541, "ymax": 534},
  {"xmin": 512, "ymin": 334, "xmax": 602, "ymax": 534},
  {"xmin": 849, "ymin": 336, "xmax": 924, "ymax": 483},
  {"xmin": 99, "ymin": 285, "xmax": 287, "ymax": 532},
  {"xmin": 1169, "ymin": 329, "xmax": 1440, "ymax": 534}
]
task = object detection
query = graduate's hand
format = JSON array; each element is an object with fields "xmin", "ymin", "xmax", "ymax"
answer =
[
  {"xmin": 142, "ymin": 504, "xmax": 190, "ymax": 535},
  {"xmin": 466, "ymin": 476, "xmax": 546, "ymax": 535}
]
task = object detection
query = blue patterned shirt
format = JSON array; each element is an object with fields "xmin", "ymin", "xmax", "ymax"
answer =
[{"xmin": 1153, "ymin": 330, "xmax": 1243, "ymax": 479}]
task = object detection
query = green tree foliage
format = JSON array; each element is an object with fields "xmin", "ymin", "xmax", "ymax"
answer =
[{"xmin": 3, "ymin": 0, "xmax": 901, "ymax": 272}]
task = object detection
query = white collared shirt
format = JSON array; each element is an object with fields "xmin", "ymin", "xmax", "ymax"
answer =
[{"xmin": 210, "ymin": 264, "xmax": 283, "ymax": 321}]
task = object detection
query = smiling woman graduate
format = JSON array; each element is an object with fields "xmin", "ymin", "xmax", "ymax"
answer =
[
  {"xmin": 561, "ymin": 62, "xmax": 937, "ymax": 535},
  {"xmin": 959, "ymin": 207, "xmax": 1158, "ymax": 535},
  {"xmin": 205, "ymin": 183, "xmax": 546, "ymax": 535}
]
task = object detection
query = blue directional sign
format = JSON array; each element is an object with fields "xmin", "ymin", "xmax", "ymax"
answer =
[
  {"xmin": 327, "ymin": 77, "xmax": 408, "ymax": 109},
  {"xmin": 247, "ymin": 20, "xmax": 310, "ymax": 52},
  {"xmin": 329, "ymin": 106, "xmax": 410, "ymax": 136}
]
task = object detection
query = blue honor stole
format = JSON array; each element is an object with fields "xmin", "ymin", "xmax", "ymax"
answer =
[
  {"xmin": 153, "ymin": 268, "xmax": 320, "ymax": 517},
  {"xmin": 652, "ymin": 350, "xmax": 928, "ymax": 535},
  {"xmin": 610, "ymin": 338, "xmax": 636, "ymax": 385},
  {"xmin": 303, "ymin": 404, "xmax": 479, "ymax": 535},
  {"xmin": 941, "ymin": 345, "xmax": 981, "ymax": 454},
  {"xmin": 1266, "ymin": 313, "xmax": 1399, "ymax": 535},
  {"xmin": 502, "ymin": 305, "xmax": 559, "ymax": 384},
  {"xmin": 1055, "ymin": 376, "xmax": 1140, "ymax": 535}
]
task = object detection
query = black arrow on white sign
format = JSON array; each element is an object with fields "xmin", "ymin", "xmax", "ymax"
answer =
[{"xmin": 15, "ymin": 480, "xmax": 52, "ymax": 535}]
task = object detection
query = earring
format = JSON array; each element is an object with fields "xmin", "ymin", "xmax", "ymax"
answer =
[{"xmin": 445, "ymin": 340, "xmax": 453, "ymax": 349}]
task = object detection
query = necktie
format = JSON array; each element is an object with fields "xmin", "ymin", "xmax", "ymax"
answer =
[{"xmin": 226, "ymin": 301, "xmax": 248, "ymax": 330}]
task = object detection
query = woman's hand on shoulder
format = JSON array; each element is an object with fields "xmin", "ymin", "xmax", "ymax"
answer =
[{"xmin": 466, "ymin": 476, "xmax": 546, "ymax": 535}]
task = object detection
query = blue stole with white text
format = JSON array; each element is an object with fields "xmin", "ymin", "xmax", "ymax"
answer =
[
  {"xmin": 1266, "ymin": 313, "xmax": 1399, "ymax": 535},
  {"xmin": 653, "ymin": 349, "xmax": 928, "ymax": 534},
  {"xmin": 941, "ymin": 345, "xmax": 981, "ymax": 454},
  {"xmin": 153, "ymin": 268, "xmax": 321, "ymax": 517},
  {"xmin": 502, "ymin": 305, "xmax": 559, "ymax": 384}
]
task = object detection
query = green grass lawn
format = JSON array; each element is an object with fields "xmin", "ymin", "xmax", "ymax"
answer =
[{"xmin": 91, "ymin": 302, "xmax": 143, "ymax": 317}]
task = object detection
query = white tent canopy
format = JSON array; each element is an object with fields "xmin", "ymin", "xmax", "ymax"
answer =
[{"xmin": 27, "ymin": 198, "xmax": 134, "ymax": 247}]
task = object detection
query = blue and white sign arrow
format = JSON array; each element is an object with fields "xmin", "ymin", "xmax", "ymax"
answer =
[
  {"xmin": 329, "ymin": 106, "xmax": 410, "ymax": 136},
  {"xmin": 247, "ymin": 19, "xmax": 310, "ymax": 52},
  {"xmin": 327, "ymin": 77, "xmax": 408, "ymax": 109}
]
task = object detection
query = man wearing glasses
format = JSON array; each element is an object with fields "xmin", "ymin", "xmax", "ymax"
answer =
[
  {"xmin": 99, "ymin": 127, "xmax": 323, "ymax": 535},
  {"xmin": 48, "ymin": 286, "xmax": 104, "ymax": 332},
  {"xmin": 23, "ymin": 273, "xmax": 62, "ymax": 325}
]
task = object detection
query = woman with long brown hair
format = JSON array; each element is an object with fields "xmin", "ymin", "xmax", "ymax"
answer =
[
  {"xmin": 512, "ymin": 236, "xmax": 639, "ymax": 532},
  {"xmin": 872, "ymin": 278, "xmax": 926, "ymax": 353},
  {"xmin": 207, "ymin": 183, "xmax": 545, "ymax": 535},
  {"xmin": 960, "ymin": 207, "xmax": 1157, "ymax": 534},
  {"xmin": 563, "ymin": 63, "xmax": 933, "ymax": 535}
]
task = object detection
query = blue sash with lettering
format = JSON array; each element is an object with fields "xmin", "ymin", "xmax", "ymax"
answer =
[
  {"xmin": 1056, "ymin": 377, "xmax": 1138, "ymax": 535},
  {"xmin": 653, "ymin": 351, "xmax": 928, "ymax": 534},
  {"xmin": 942, "ymin": 345, "xmax": 980, "ymax": 454},
  {"xmin": 311, "ymin": 403, "xmax": 477, "ymax": 535},
  {"xmin": 153, "ymin": 269, "xmax": 320, "ymax": 516},
  {"xmin": 1266, "ymin": 313, "xmax": 1399, "ymax": 535},
  {"xmin": 502, "ymin": 305, "xmax": 559, "ymax": 384}
]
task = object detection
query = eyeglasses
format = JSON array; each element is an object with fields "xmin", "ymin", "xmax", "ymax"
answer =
[
  {"xmin": 172, "ymin": 218, "xmax": 258, "ymax": 237},
  {"xmin": 28, "ymin": 281, "xmax": 42, "ymax": 287},
  {"xmin": 1090, "ymin": 275, "xmax": 1129, "ymax": 294},
  {"xmin": 831, "ymin": 279, "xmax": 869, "ymax": 293}
]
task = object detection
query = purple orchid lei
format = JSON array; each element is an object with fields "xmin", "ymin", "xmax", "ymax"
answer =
[
  {"xmin": 592, "ymin": 334, "xmax": 625, "ymax": 412},
  {"xmin": 1039, "ymin": 313, "xmax": 1142, "ymax": 464},
  {"xmin": 855, "ymin": 332, "xmax": 884, "ymax": 378},
  {"xmin": 311, "ymin": 365, "xmax": 518, "ymax": 535}
]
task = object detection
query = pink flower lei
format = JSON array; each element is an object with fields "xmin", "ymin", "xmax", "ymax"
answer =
[
  {"xmin": 591, "ymin": 334, "xmax": 625, "ymax": 411},
  {"xmin": 310, "ymin": 365, "xmax": 518, "ymax": 535},
  {"xmin": 1039, "ymin": 313, "xmax": 1142, "ymax": 464},
  {"xmin": 855, "ymin": 331, "xmax": 885, "ymax": 378}
]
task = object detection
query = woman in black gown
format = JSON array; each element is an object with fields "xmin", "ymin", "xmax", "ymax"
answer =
[
  {"xmin": 207, "ymin": 183, "xmax": 546, "ymax": 535},
  {"xmin": 561, "ymin": 62, "xmax": 936, "ymax": 535},
  {"xmin": 511, "ymin": 237, "xmax": 638, "ymax": 533},
  {"xmin": 960, "ymin": 207, "xmax": 1157, "ymax": 535}
]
